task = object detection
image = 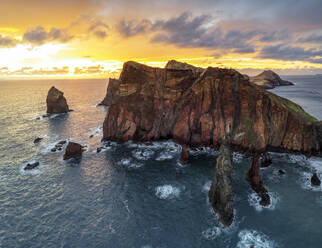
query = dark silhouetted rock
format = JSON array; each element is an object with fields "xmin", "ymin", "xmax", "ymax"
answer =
[
  {"xmin": 46, "ymin": 86, "xmax": 70, "ymax": 114},
  {"xmin": 98, "ymin": 79, "xmax": 121, "ymax": 106},
  {"xmin": 33, "ymin": 137, "xmax": 43, "ymax": 144},
  {"xmin": 260, "ymin": 152, "xmax": 272, "ymax": 167},
  {"xmin": 51, "ymin": 148, "xmax": 57, "ymax": 152},
  {"xmin": 58, "ymin": 140, "xmax": 66, "ymax": 145},
  {"xmin": 102, "ymin": 61, "xmax": 322, "ymax": 157},
  {"xmin": 278, "ymin": 169, "xmax": 286, "ymax": 175},
  {"xmin": 89, "ymin": 135, "xmax": 94, "ymax": 138},
  {"xmin": 311, "ymin": 173, "xmax": 321, "ymax": 186},
  {"xmin": 250, "ymin": 70, "xmax": 294, "ymax": 89},
  {"xmin": 179, "ymin": 145, "xmax": 189, "ymax": 165},
  {"xmin": 24, "ymin": 162, "xmax": 39, "ymax": 170},
  {"xmin": 247, "ymin": 153, "xmax": 270, "ymax": 206},
  {"xmin": 63, "ymin": 142, "xmax": 83, "ymax": 160},
  {"xmin": 97, "ymin": 147, "xmax": 102, "ymax": 153},
  {"xmin": 209, "ymin": 141, "xmax": 234, "ymax": 227}
]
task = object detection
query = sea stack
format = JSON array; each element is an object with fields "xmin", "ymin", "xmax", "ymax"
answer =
[
  {"xmin": 250, "ymin": 70, "xmax": 294, "ymax": 89},
  {"xmin": 99, "ymin": 79, "xmax": 121, "ymax": 106},
  {"xmin": 46, "ymin": 86, "xmax": 70, "ymax": 114},
  {"xmin": 209, "ymin": 126, "xmax": 234, "ymax": 226}
]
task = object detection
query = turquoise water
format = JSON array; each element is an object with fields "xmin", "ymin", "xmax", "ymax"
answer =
[{"xmin": 0, "ymin": 77, "xmax": 322, "ymax": 248}]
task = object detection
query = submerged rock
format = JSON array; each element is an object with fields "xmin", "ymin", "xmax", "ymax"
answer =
[
  {"xmin": 250, "ymin": 70, "xmax": 294, "ymax": 89},
  {"xmin": 102, "ymin": 61, "xmax": 322, "ymax": 157},
  {"xmin": 63, "ymin": 142, "xmax": 84, "ymax": 160},
  {"xmin": 33, "ymin": 137, "xmax": 43, "ymax": 144},
  {"xmin": 209, "ymin": 142, "xmax": 234, "ymax": 227},
  {"xmin": 247, "ymin": 153, "xmax": 270, "ymax": 206},
  {"xmin": 46, "ymin": 86, "xmax": 70, "ymax": 114},
  {"xmin": 311, "ymin": 173, "xmax": 321, "ymax": 186},
  {"xmin": 24, "ymin": 162, "xmax": 39, "ymax": 170},
  {"xmin": 98, "ymin": 79, "xmax": 121, "ymax": 106},
  {"xmin": 278, "ymin": 169, "xmax": 286, "ymax": 175}
]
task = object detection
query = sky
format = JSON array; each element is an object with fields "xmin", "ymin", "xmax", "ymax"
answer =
[{"xmin": 1, "ymin": 0, "xmax": 322, "ymax": 78}]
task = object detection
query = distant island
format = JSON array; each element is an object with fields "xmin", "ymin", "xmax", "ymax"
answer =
[{"xmin": 249, "ymin": 70, "xmax": 294, "ymax": 89}]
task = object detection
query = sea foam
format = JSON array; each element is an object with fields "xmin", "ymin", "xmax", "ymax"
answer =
[
  {"xmin": 155, "ymin": 185, "xmax": 181, "ymax": 199},
  {"xmin": 248, "ymin": 191, "xmax": 280, "ymax": 212},
  {"xmin": 237, "ymin": 229, "xmax": 277, "ymax": 248}
]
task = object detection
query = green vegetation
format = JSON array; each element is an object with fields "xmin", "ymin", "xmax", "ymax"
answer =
[{"xmin": 268, "ymin": 93, "xmax": 317, "ymax": 122}]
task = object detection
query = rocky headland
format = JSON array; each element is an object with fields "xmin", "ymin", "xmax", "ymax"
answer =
[
  {"xmin": 250, "ymin": 70, "xmax": 294, "ymax": 89},
  {"xmin": 101, "ymin": 60, "xmax": 322, "ymax": 226}
]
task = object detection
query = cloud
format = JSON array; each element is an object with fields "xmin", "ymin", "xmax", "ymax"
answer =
[
  {"xmin": 0, "ymin": 35, "xmax": 18, "ymax": 47},
  {"xmin": 117, "ymin": 19, "xmax": 152, "ymax": 37},
  {"xmin": 258, "ymin": 44, "xmax": 322, "ymax": 63},
  {"xmin": 0, "ymin": 66, "xmax": 70, "ymax": 76},
  {"xmin": 297, "ymin": 33, "xmax": 322, "ymax": 43},
  {"xmin": 23, "ymin": 25, "xmax": 73, "ymax": 45},
  {"xmin": 88, "ymin": 20, "xmax": 109, "ymax": 39},
  {"xmin": 74, "ymin": 65, "xmax": 106, "ymax": 74}
]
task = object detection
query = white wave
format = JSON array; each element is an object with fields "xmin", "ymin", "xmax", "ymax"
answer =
[
  {"xmin": 155, "ymin": 185, "xmax": 181, "ymax": 199},
  {"xmin": 308, "ymin": 157, "xmax": 322, "ymax": 174},
  {"xmin": 288, "ymin": 154, "xmax": 308, "ymax": 166},
  {"xmin": 248, "ymin": 191, "xmax": 280, "ymax": 212},
  {"xmin": 202, "ymin": 226, "xmax": 223, "ymax": 240},
  {"xmin": 126, "ymin": 140, "xmax": 181, "ymax": 153},
  {"xmin": 202, "ymin": 181, "xmax": 212, "ymax": 193},
  {"xmin": 88, "ymin": 126, "xmax": 103, "ymax": 137},
  {"xmin": 233, "ymin": 152, "xmax": 244, "ymax": 164},
  {"xmin": 155, "ymin": 151, "xmax": 174, "ymax": 161},
  {"xmin": 237, "ymin": 229, "xmax": 277, "ymax": 248},
  {"xmin": 132, "ymin": 149, "xmax": 155, "ymax": 160},
  {"xmin": 117, "ymin": 158, "xmax": 143, "ymax": 169},
  {"xmin": 188, "ymin": 147, "xmax": 219, "ymax": 156}
]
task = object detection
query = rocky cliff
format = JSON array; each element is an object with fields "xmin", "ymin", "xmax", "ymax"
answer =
[
  {"xmin": 250, "ymin": 70, "xmax": 294, "ymax": 89},
  {"xmin": 46, "ymin": 86, "xmax": 70, "ymax": 114},
  {"xmin": 99, "ymin": 79, "xmax": 121, "ymax": 106},
  {"xmin": 102, "ymin": 61, "xmax": 322, "ymax": 157}
]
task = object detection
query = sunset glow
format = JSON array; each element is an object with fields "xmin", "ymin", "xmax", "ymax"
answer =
[{"xmin": 1, "ymin": 0, "xmax": 322, "ymax": 78}]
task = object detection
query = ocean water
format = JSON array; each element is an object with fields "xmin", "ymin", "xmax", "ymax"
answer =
[{"xmin": 0, "ymin": 76, "xmax": 322, "ymax": 248}]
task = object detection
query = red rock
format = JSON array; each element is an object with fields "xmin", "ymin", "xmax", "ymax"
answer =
[
  {"xmin": 247, "ymin": 153, "xmax": 270, "ymax": 206},
  {"xmin": 63, "ymin": 142, "xmax": 83, "ymax": 160},
  {"xmin": 46, "ymin": 86, "xmax": 69, "ymax": 114},
  {"xmin": 102, "ymin": 61, "xmax": 322, "ymax": 157},
  {"xmin": 179, "ymin": 145, "xmax": 189, "ymax": 164}
]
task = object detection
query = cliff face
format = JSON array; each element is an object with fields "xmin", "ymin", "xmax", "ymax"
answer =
[
  {"xmin": 250, "ymin": 70, "xmax": 294, "ymax": 89},
  {"xmin": 99, "ymin": 79, "xmax": 121, "ymax": 106},
  {"xmin": 46, "ymin": 86, "xmax": 69, "ymax": 114},
  {"xmin": 102, "ymin": 61, "xmax": 322, "ymax": 156}
]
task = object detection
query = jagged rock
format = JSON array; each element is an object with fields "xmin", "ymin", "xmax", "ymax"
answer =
[
  {"xmin": 250, "ymin": 70, "xmax": 294, "ymax": 89},
  {"xmin": 165, "ymin": 60, "xmax": 204, "ymax": 74},
  {"xmin": 63, "ymin": 142, "xmax": 83, "ymax": 160},
  {"xmin": 33, "ymin": 137, "xmax": 43, "ymax": 144},
  {"xmin": 179, "ymin": 145, "xmax": 189, "ymax": 164},
  {"xmin": 46, "ymin": 86, "xmax": 70, "ymax": 114},
  {"xmin": 209, "ymin": 142, "xmax": 234, "ymax": 226},
  {"xmin": 311, "ymin": 173, "xmax": 321, "ymax": 186},
  {"xmin": 260, "ymin": 152, "xmax": 272, "ymax": 167},
  {"xmin": 102, "ymin": 61, "xmax": 322, "ymax": 157},
  {"xmin": 58, "ymin": 140, "xmax": 66, "ymax": 145},
  {"xmin": 97, "ymin": 147, "xmax": 102, "ymax": 153},
  {"xmin": 98, "ymin": 79, "xmax": 121, "ymax": 106},
  {"xmin": 247, "ymin": 153, "xmax": 270, "ymax": 206},
  {"xmin": 24, "ymin": 162, "xmax": 39, "ymax": 170},
  {"xmin": 51, "ymin": 148, "xmax": 57, "ymax": 152}
]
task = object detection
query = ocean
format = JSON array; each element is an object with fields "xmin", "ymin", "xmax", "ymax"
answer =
[{"xmin": 0, "ymin": 76, "xmax": 322, "ymax": 248}]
